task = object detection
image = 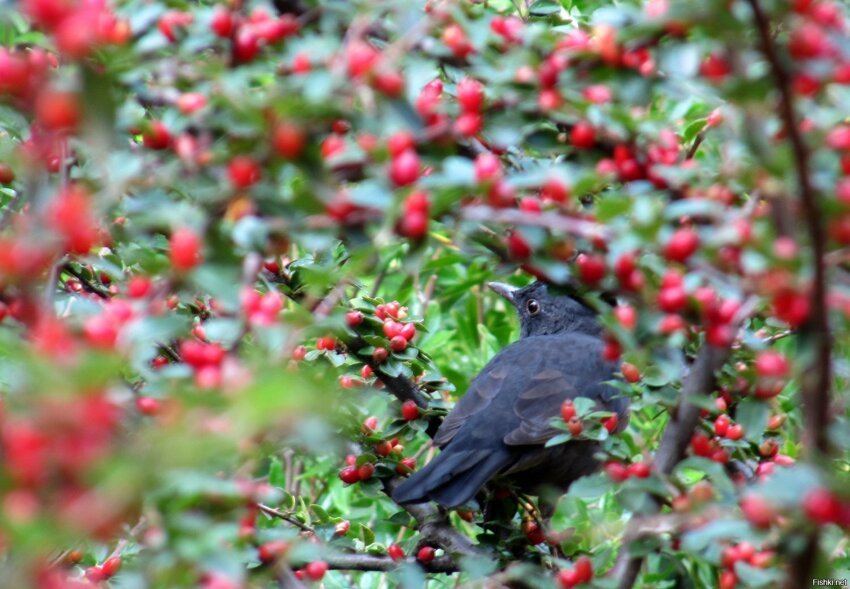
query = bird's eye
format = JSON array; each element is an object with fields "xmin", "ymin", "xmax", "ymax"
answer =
[{"xmin": 526, "ymin": 299, "xmax": 540, "ymax": 315}]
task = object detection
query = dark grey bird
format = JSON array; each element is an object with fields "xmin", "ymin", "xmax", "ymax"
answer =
[{"xmin": 393, "ymin": 281, "xmax": 629, "ymax": 508}]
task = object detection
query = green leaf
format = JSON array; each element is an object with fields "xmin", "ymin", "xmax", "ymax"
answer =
[
  {"xmin": 736, "ymin": 398, "xmax": 770, "ymax": 442},
  {"xmin": 268, "ymin": 457, "xmax": 286, "ymax": 488}
]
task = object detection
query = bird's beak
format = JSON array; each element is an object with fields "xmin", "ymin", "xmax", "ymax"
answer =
[{"xmin": 487, "ymin": 282, "xmax": 518, "ymax": 304}]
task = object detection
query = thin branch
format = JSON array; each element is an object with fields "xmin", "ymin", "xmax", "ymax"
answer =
[
  {"xmin": 257, "ymin": 503, "xmax": 315, "ymax": 534},
  {"xmin": 686, "ymin": 131, "xmax": 706, "ymax": 160},
  {"xmin": 321, "ymin": 552, "xmax": 457, "ymax": 573},
  {"xmin": 460, "ymin": 206, "xmax": 611, "ymax": 241},
  {"xmin": 62, "ymin": 263, "xmax": 111, "ymax": 299}
]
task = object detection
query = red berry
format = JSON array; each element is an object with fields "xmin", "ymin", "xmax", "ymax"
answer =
[
  {"xmin": 388, "ymin": 150, "xmax": 421, "ymax": 187},
  {"xmin": 346, "ymin": 310, "xmax": 364, "ymax": 327},
  {"xmin": 700, "ymin": 53, "xmax": 731, "ymax": 81},
  {"xmin": 362, "ymin": 416, "xmax": 378, "ymax": 433},
  {"xmin": 374, "ymin": 70, "xmax": 405, "ymax": 96},
  {"xmin": 396, "ymin": 457, "xmax": 416, "ymax": 475},
  {"xmin": 508, "ymin": 231, "xmax": 532, "ymax": 259},
  {"xmin": 101, "ymin": 556, "xmax": 122, "ymax": 577},
  {"xmin": 614, "ymin": 304, "xmax": 637, "ymax": 330},
  {"xmin": 142, "ymin": 121, "xmax": 172, "ymax": 150},
  {"xmin": 258, "ymin": 540, "xmax": 289, "ymax": 563},
  {"xmin": 602, "ymin": 338, "xmax": 621, "ymax": 361},
  {"xmin": 603, "ymin": 414, "xmax": 619, "ymax": 433},
  {"xmin": 417, "ymin": 546, "xmax": 436, "ymax": 563},
  {"xmin": 740, "ymin": 494, "xmax": 775, "ymax": 528},
  {"xmin": 567, "ymin": 416, "xmax": 583, "ymax": 436},
  {"xmin": 169, "ymin": 228, "xmax": 202, "ymax": 272},
  {"xmin": 803, "ymin": 488, "xmax": 842, "ymax": 524},
  {"xmin": 627, "ymin": 462, "xmax": 651, "ymax": 478},
  {"xmin": 292, "ymin": 345, "xmax": 307, "ymax": 361},
  {"xmin": 304, "ymin": 561, "xmax": 328, "ymax": 581},
  {"xmin": 604, "ymin": 461, "xmax": 629, "ymax": 482},
  {"xmin": 714, "ymin": 415, "xmax": 730, "ymax": 437},
  {"xmin": 454, "ymin": 111, "xmax": 483, "ymax": 137},
  {"xmin": 456, "ymin": 77, "xmax": 484, "ymax": 112},
  {"xmin": 211, "ymin": 8, "xmax": 234, "ymax": 37},
  {"xmin": 0, "ymin": 163, "xmax": 15, "ymax": 184},
  {"xmin": 388, "ymin": 544, "xmax": 405, "ymax": 561},
  {"xmin": 719, "ymin": 570, "xmax": 737, "ymax": 589},
  {"xmin": 400, "ymin": 323, "xmax": 417, "ymax": 341},
  {"xmin": 36, "ymin": 89, "xmax": 80, "ymax": 131},
  {"xmin": 401, "ymin": 400, "xmax": 420, "ymax": 421},
  {"xmin": 474, "ymin": 152, "xmax": 502, "ymax": 183},
  {"xmin": 135, "ymin": 396, "xmax": 160, "ymax": 415},
  {"xmin": 85, "ymin": 567, "xmax": 106, "ymax": 582},
  {"xmin": 557, "ymin": 568, "xmax": 580, "ymax": 588},
  {"xmin": 228, "ymin": 156, "xmax": 262, "ymax": 188},
  {"xmin": 726, "ymin": 423, "xmax": 744, "ymax": 441},
  {"xmin": 561, "ymin": 400, "xmax": 576, "ymax": 422},
  {"xmin": 570, "ymin": 122, "xmax": 596, "ymax": 149},
  {"xmin": 375, "ymin": 440, "xmax": 393, "ymax": 457},
  {"xmin": 658, "ymin": 285, "xmax": 687, "ymax": 312},
  {"xmin": 621, "ymin": 362, "xmax": 640, "ymax": 383},
  {"xmin": 574, "ymin": 556, "xmax": 593, "ymax": 583},
  {"xmin": 664, "ymin": 228, "xmax": 700, "ymax": 263},
  {"xmin": 272, "ymin": 122, "xmax": 306, "ymax": 159},
  {"xmin": 541, "ymin": 177, "xmax": 569, "ymax": 203},
  {"xmin": 233, "ymin": 27, "xmax": 260, "ymax": 63},
  {"xmin": 828, "ymin": 125, "xmax": 850, "ymax": 151},
  {"xmin": 339, "ymin": 466, "xmax": 360, "ymax": 484},
  {"xmin": 373, "ymin": 347, "xmax": 388, "ymax": 363},
  {"xmin": 522, "ymin": 520, "xmax": 545, "ymax": 544},
  {"xmin": 357, "ymin": 462, "xmax": 375, "ymax": 481},
  {"xmin": 399, "ymin": 210, "xmax": 429, "ymax": 240},
  {"xmin": 755, "ymin": 350, "xmax": 789, "ymax": 378},
  {"xmin": 576, "ymin": 253, "xmax": 606, "ymax": 285},
  {"xmin": 382, "ymin": 319, "xmax": 401, "ymax": 338},
  {"xmin": 390, "ymin": 335, "xmax": 407, "ymax": 352}
]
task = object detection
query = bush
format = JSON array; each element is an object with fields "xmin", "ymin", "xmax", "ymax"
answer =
[{"xmin": 0, "ymin": 0, "xmax": 848, "ymax": 587}]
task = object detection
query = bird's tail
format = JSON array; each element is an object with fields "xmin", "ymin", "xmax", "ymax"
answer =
[{"xmin": 392, "ymin": 446, "xmax": 510, "ymax": 508}]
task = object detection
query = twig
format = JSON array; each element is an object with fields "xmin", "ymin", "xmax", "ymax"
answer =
[
  {"xmin": 62, "ymin": 263, "xmax": 110, "ymax": 299},
  {"xmin": 320, "ymin": 552, "xmax": 457, "ymax": 573},
  {"xmin": 257, "ymin": 503, "xmax": 315, "ymax": 534},
  {"xmin": 312, "ymin": 277, "xmax": 354, "ymax": 318},
  {"xmin": 460, "ymin": 206, "xmax": 611, "ymax": 241},
  {"xmin": 686, "ymin": 131, "xmax": 706, "ymax": 160}
]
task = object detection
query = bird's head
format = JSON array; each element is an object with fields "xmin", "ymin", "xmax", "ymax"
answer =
[{"xmin": 487, "ymin": 281, "xmax": 602, "ymax": 338}]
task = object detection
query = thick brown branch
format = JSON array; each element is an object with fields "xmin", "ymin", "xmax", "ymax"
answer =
[
  {"xmin": 614, "ymin": 299, "xmax": 756, "ymax": 588},
  {"xmin": 383, "ymin": 478, "xmax": 483, "ymax": 561},
  {"xmin": 614, "ymin": 342, "xmax": 732, "ymax": 588}
]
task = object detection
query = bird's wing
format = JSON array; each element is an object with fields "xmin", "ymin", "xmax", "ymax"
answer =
[
  {"xmin": 432, "ymin": 357, "xmax": 511, "ymax": 448},
  {"xmin": 503, "ymin": 335, "xmax": 620, "ymax": 446},
  {"xmin": 434, "ymin": 334, "xmax": 621, "ymax": 449}
]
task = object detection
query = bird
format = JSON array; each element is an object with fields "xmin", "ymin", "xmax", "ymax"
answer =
[{"xmin": 393, "ymin": 281, "xmax": 629, "ymax": 509}]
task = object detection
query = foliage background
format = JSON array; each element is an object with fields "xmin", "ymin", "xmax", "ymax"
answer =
[{"xmin": 0, "ymin": 0, "xmax": 849, "ymax": 587}]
